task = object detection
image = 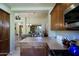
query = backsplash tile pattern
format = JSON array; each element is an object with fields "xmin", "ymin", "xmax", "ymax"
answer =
[
  {"xmin": 48, "ymin": 31, "xmax": 79, "ymax": 45},
  {"xmin": 49, "ymin": 31, "xmax": 79, "ymax": 40}
]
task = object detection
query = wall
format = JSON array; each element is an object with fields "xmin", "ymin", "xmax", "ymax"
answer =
[
  {"xmin": 0, "ymin": 3, "xmax": 10, "ymax": 13},
  {"xmin": 48, "ymin": 31, "xmax": 79, "ymax": 45},
  {"xmin": 10, "ymin": 3, "xmax": 53, "ymax": 12},
  {"xmin": 10, "ymin": 12, "xmax": 16, "ymax": 53},
  {"xmin": 14, "ymin": 12, "xmax": 48, "ymax": 34}
]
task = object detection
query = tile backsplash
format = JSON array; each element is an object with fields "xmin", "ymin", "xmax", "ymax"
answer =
[{"xmin": 48, "ymin": 31, "xmax": 79, "ymax": 45}]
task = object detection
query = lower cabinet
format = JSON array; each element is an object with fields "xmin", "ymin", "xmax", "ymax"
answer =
[{"xmin": 20, "ymin": 43, "xmax": 49, "ymax": 56}]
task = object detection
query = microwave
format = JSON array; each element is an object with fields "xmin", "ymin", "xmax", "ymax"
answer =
[{"xmin": 64, "ymin": 4, "xmax": 79, "ymax": 30}]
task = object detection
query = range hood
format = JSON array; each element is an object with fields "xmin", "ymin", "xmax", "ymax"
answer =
[{"xmin": 64, "ymin": 4, "xmax": 79, "ymax": 30}]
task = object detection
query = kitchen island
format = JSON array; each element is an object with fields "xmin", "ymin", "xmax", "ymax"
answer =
[{"xmin": 19, "ymin": 37, "xmax": 65, "ymax": 56}]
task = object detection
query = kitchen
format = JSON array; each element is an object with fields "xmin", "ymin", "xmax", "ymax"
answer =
[
  {"xmin": 0, "ymin": 3, "xmax": 79, "ymax": 56},
  {"xmin": 49, "ymin": 3, "xmax": 79, "ymax": 56},
  {"xmin": 17, "ymin": 3, "xmax": 79, "ymax": 56}
]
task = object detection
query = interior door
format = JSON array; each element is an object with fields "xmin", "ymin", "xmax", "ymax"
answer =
[
  {"xmin": 0, "ymin": 9, "xmax": 3, "ymax": 55},
  {"xmin": 2, "ymin": 12, "xmax": 10, "ymax": 53},
  {"xmin": 0, "ymin": 9, "xmax": 10, "ymax": 56}
]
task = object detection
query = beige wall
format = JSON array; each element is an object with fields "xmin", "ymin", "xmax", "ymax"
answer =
[{"xmin": 14, "ymin": 12, "xmax": 48, "ymax": 35}]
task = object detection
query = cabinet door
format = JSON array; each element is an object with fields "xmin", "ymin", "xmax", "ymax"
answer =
[
  {"xmin": 51, "ymin": 4, "xmax": 60, "ymax": 30},
  {"xmin": 2, "ymin": 11, "xmax": 10, "ymax": 53},
  {"xmin": 51, "ymin": 3, "xmax": 71, "ymax": 30},
  {"xmin": 58, "ymin": 4, "xmax": 65, "ymax": 30},
  {"xmin": 58, "ymin": 3, "xmax": 72, "ymax": 30},
  {"xmin": 55, "ymin": 4, "xmax": 66, "ymax": 30},
  {"xmin": 0, "ymin": 10, "xmax": 3, "ymax": 55},
  {"xmin": 0, "ymin": 10, "xmax": 3, "ymax": 41},
  {"xmin": 0, "ymin": 9, "xmax": 10, "ymax": 55}
]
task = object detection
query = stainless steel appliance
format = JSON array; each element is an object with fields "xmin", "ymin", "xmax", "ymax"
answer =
[{"xmin": 64, "ymin": 4, "xmax": 79, "ymax": 30}]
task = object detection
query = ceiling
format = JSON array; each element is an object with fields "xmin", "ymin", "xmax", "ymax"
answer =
[
  {"xmin": 5, "ymin": 3, "xmax": 55, "ymax": 12},
  {"xmin": 15, "ymin": 12, "xmax": 48, "ymax": 18},
  {"xmin": 6, "ymin": 3, "xmax": 54, "ymax": 8}
]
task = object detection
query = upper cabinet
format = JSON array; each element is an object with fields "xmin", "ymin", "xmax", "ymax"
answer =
[{"xmin": 50, "ymin": 3, "xmax": 71, "ymax": 30}]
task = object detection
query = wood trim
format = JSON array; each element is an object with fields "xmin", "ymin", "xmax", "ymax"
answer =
[{"xmin": 0, "ymin": 8, "xmax": 10, "ymax": 15}]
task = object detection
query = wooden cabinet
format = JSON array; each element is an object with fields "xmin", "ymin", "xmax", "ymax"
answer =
[
  {"xmin": 51, "ymin": 3, "xmax": 71, "ymax": 30},
  {"xmin": 20, "ymin": 43, "xmax": 49, "ymax": 56},
  {"xmin": 0, "ymin": 9, "xmax": 10, "ymax": 56}
]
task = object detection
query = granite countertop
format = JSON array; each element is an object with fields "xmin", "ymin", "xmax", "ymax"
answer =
[
  {"xmin": 19, "ymin": 37, "xmax": 46, "ymax": 43},
  {"xmin": 19, "ymin": 37, "xmax": 66, "ymax": 50}
]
